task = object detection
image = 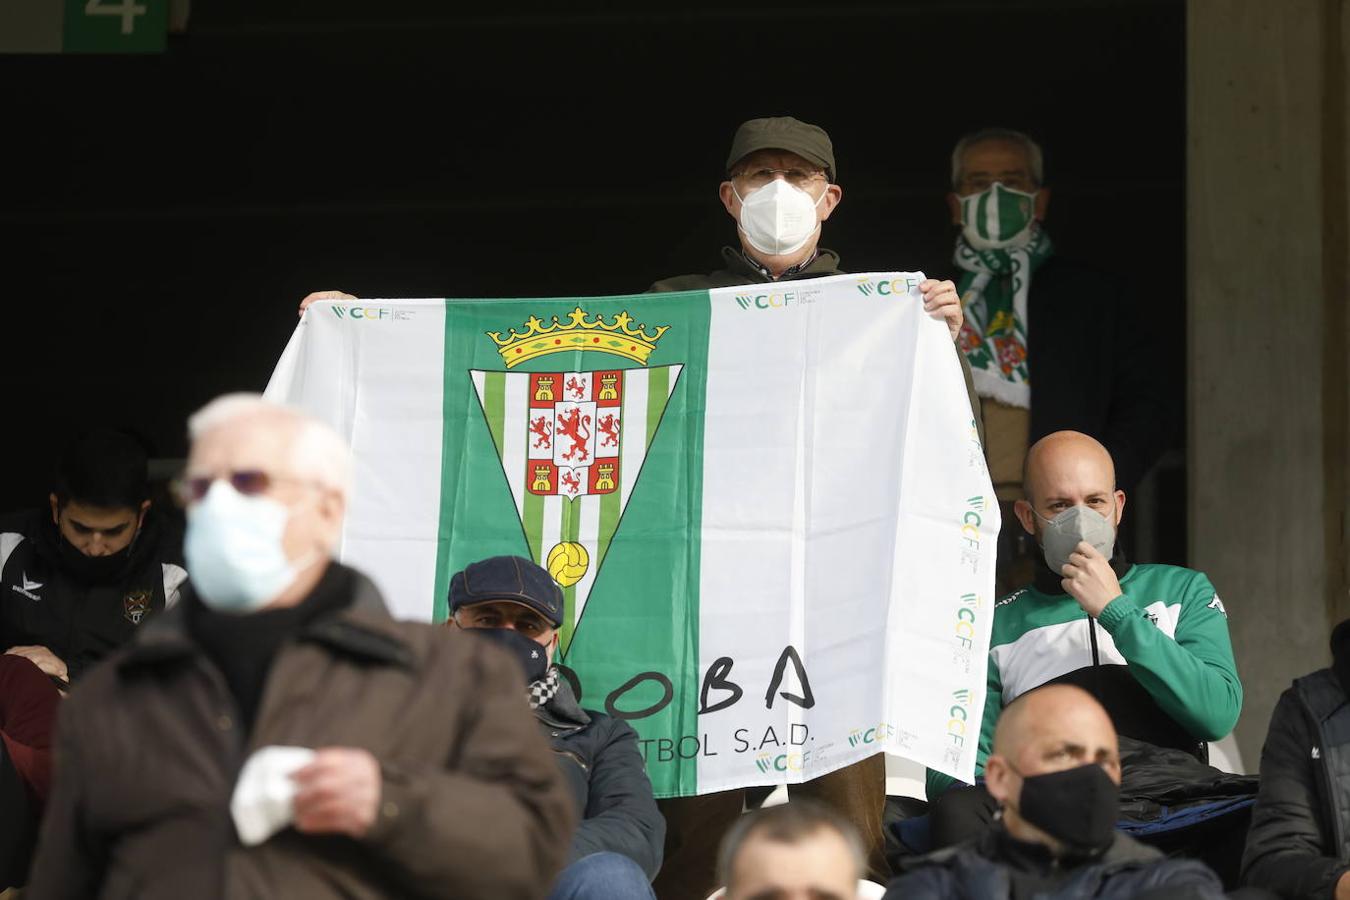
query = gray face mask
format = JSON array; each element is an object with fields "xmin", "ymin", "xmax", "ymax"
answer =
[{"xmin": 1035, "ymin": 505, "xmax": 1116, "ymax": 575}]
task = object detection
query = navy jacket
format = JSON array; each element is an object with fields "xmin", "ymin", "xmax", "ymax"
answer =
[
  {"xmin": 886, "ymin": 825, "xmax": 1225, "ymax": 899},
  {"xmin": 536, "ymin": 677, "xmax": 665, "ymax": 878}
]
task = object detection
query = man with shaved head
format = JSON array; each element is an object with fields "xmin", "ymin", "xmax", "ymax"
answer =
[
  {"xmin": 27, "ymin": 394, "xmax": 574, "ymax": 898},
  {"xmin": 926, "ymin": 430, "xmax": 1241, "ymax": 847},
  {"xmin": 888, "ymin": 686, "xmax": 1226, "ymax": 898}
]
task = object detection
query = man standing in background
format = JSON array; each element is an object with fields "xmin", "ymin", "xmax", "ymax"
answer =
[{"xmin": 947, "ymin": 128, "xmax": 1165, "ymax": 593}]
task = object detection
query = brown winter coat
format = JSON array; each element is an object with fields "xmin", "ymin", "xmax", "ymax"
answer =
[{"xmin": 26, "ymin": 564, "xmax": 576, "ymax": 899}]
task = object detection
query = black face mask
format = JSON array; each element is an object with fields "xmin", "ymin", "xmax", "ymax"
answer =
[
  {"xmin": 57, "ymin": 533, "xmax": 137, "ymax": 584},
  {"xmin": 470, "ymin": 627, "xmax": 551, "ymax": 683},
  {"xmin": 1012, "ymin": 763, "xmax": 1119, "ymax": 854}
]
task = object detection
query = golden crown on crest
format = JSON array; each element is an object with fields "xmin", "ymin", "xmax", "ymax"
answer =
[{"xmin": 487, "ymin": 307, "xmax": 669, "ymax": 368}]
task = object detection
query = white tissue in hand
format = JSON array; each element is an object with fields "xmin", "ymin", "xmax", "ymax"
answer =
[{"xmin": 230, "ymin": 746, "xmax": 316, "ymax": 846}]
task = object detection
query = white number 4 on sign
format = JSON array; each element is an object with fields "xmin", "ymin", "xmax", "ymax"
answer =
[{"xmin": 85, "ymin": 0, "xmax": 148, "ymax": 35}]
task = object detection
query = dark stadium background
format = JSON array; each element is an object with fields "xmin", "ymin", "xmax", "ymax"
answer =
[{"xmin": 0, "ymin": 0, "xmax": 1186, "ymax": 559}]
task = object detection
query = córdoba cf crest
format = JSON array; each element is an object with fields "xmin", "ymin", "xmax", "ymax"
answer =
[{"xmin": 471, "ymin": 363, "xmax": 682, "ymax": 653}]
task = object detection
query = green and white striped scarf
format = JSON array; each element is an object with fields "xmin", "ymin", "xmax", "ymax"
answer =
[{"xmin": 954, "ymin": 225, "xmax": 1054, "ymax": 409}]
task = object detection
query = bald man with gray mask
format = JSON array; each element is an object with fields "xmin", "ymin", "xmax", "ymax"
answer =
[{"xmin": 925, "ymin": 430, "xmax": 1241, "ymax": 848}]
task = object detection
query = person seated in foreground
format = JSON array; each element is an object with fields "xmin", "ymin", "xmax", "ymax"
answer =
[
  {"xmin": 1242, "ymin": 617, "xmax": 1350, "ymax": 899},
  {"xmin": 927, "ymin": 430, "xmax": 1242, "ymax": 846},
  {"xmin": 716, "ymin": 800, "xmax": 866, "ymax": 900},
  {"xmin": 0, "ymin": 654, "xmax": 61, "ymax": 889},
  {"xmin": 25, "ymin": 395, "xmax": 574, "ymax": 898},
  {"xmin": 1, "ymin": 428, "xmax": 187, "ymax": 684},
  {"xmin": 889, "ymin": 684, "xmax": 1226, "ymax": 899},
  {"xmin": 448, "ymin": 554, "xmax": 665, "ymax": 900}
]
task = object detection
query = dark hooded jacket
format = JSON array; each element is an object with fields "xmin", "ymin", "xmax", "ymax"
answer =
[
  {"xmin": 885, "ymin": 824, "xmax": 1225, "ymax": 899},
  {"xmin": 0, "ymin": 508, "xmax": 186, "ymax": 681},
  {"xmin": 1241, "ymin": 621, "xmax": 1350, "ymax": 899},
  {"xmin": 536, "ymin": 676, "xmax": 665, "ymax": 878}
]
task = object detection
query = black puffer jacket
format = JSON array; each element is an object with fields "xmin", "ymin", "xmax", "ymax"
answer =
[
  {"xmin": 1117, "ymin": 735, "xmax": 1257, "ymax": 822},
  {"xmin": 536, "ymin": 676, "xmax": 665, "ymax": 878},
  {"xmin": 886, "ymin": 825, "xmax": 1225, "ymax": 899},
  {"xmin": 1242, "ymin": 666, "xmax": 1350, "ymax": 899},
  {"xmin": 0, "ymin": 509, "xmax": 186, "ymax": 681}
]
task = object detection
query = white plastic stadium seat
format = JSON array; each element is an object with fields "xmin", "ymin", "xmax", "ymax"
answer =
[{"xmin": 1207, "ymin": 734, "xmax": 1245, "ymax": 774}]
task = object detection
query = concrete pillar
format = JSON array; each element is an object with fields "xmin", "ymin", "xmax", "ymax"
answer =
[{"xmin": 1188, "ymin": 0, "xmax": 1349, "ymax": 770}]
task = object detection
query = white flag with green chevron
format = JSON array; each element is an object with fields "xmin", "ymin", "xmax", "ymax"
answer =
[{"xmin": 265, "ymin": 272, "xmax": 998, "ymax": 797}]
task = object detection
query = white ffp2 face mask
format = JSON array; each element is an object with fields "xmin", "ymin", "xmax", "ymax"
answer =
[
  {"xmin": 734, "ymin": 179, "xmax": 825, "ymax": 256},
  {"xmin": 185, "ymin": 481, "xmax": 316, "ymax": 613}
]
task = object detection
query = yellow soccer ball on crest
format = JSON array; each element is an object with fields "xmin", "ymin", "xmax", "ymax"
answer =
[{"xmin": 546, "ymin": 541, "xmax": 589, "ymax": 588}]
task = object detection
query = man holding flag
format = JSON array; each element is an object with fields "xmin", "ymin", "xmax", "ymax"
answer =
[
  {"xmin": 286, "ymin": 116, "xmax": 994, "ymax": 900},
  {"xmin": 646, "ymin": 116, "xmax": 977, "ymax": 900}
]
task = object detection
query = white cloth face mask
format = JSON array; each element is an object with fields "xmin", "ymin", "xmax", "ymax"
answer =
[{"xmin": 734, "ymin": 179, "xmax": 825, "ymax": 256}]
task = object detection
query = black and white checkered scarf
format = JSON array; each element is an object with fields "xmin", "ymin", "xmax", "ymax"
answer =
[{"xmin": 527, "ymin": 665, "xmax": 561, "ymax": 710}]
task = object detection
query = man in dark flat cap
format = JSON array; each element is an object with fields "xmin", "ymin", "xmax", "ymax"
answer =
[
  {"xmin": 648, "ymin": 116, "xmax": 965, "ymax": 347},
  {"xmin": 449, "ymin": 555, "xmax": 665, "ymax": 900},
  {"xmin": 647, "ymin": 116, "xmax": 980, "ymax": 900}
]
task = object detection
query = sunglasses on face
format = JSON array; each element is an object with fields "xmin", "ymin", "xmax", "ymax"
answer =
[{"xmin": 173, "ymin": 470, "xmax": 284, "ymax": 505}]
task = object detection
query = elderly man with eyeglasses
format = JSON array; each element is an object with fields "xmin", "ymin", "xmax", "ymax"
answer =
[
  {"xmin": 645, "ymin": 116, "xmax": 983, "ymax": 900},
  {"xmin": 26, "ymin": 393, "xmax": 574, "ymax": 900},
  {"xmin": 944, "ymin": 128, "xmax": 1168, "ymax": 597},
  {"xmin": 648, "ymin": 116, "xmax": 967, "ymax": 338}
]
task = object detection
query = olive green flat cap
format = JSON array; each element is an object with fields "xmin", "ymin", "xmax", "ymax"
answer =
[{"xmin": 726, "ymin": 116, "xmax": 836, "ymax": 182}]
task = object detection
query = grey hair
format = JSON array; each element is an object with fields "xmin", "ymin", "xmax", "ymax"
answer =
[
  {"xmin": 950, "ymin": 127, "xmax": 1044, "ymax": 189},
  {"xmin": 716, "ymin": 800, "xmax": 865, "ymax": 894},
  {"xmin": 187, "ymin": 393, "xmax": 353, "ymax": 499}
]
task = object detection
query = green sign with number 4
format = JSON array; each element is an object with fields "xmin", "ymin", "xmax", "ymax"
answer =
[{"xmin": 63, "ymin": 0, "xmax": 168, "ymax": 53}]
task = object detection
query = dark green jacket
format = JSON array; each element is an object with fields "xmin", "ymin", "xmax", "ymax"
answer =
[
  {"xmin": 647, "ymin": 246, "xmax": 845, "ymax": 292},
  {"xmin": 649, "ymin": 246, "xmax": 983, "ymax": 434}
]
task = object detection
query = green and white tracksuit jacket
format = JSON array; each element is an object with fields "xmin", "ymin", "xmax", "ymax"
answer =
[{"xmin": 927, "ymin": 561, "xmax": 1242, "ymax": 798}]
